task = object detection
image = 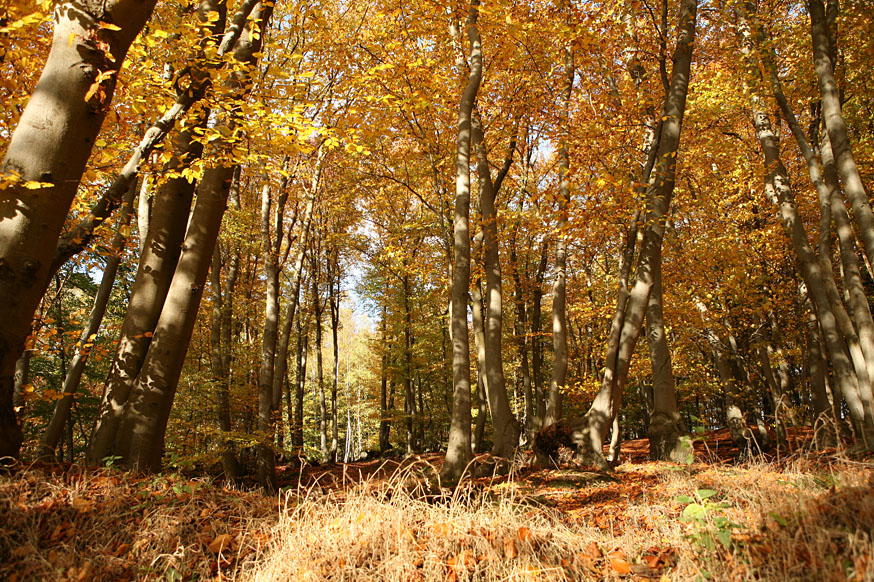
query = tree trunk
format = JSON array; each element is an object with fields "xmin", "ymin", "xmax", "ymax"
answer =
[
  {"xmin": 0, "ymin": 0, "xmax": 157, "ymax": 461},
  {"xmin": 808, "ymin": 0, "xmax": 874, "ymax": 270},
  {"xmin": 557, "ymin": 0, "xmax": 697, "ymax": 470},
  {"xmin": 40, "ymin": 182, "xmax": 137, "ymax": 459},
  {"xmin": 107, "ymin": 3, "xmax": 273, "ymax": 471},
  {"xmin": 329, "ymin": 258, "xmax": 341, "ymax": 461},
  {"xmin": 87, "ymin": 116, "xmax": 205, "ymax": 465},
  {"xmin": 441, "ymin": 0, "xmax": 483, "ymax": 484},
  {"xmin": 209, "ymin": 238, "xmax": 243, "ymax": 482},
  {"xmin": 546, "ymin": 45, "xmax": 575, "ymax": 427},
  {"xmin": 470, "ymin": 282, "xmax": 489, "ymax": 454},
  {"xmin": 737, "ymin": 5, "xmax": 874, "ymax": 447},
  {"xmin": 112, "ymin": 162, "xmax": 235, "ymax": 471},
  {"xmin": 471, "ymin": 114, "xmax": 520, "ymax": 461},
  {"xmin": 313, "ymin": 263, "xmax": 328, "ymax": 463},
  {"xmin": 531, "ymin": 242, "xmax": 549, "ymax": 430}
]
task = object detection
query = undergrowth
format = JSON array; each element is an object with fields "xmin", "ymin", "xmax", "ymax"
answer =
[{"xmin": 1, "ymin": 454, "xmax": 872, "ymax": 581}]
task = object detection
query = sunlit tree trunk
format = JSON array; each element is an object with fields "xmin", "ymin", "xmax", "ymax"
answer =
[
  {"xmin": 472, "ymin": 114, "xmax": 520, "ymax": 460},
  {"xmin": 560, "ymin": 0, "xmax": 697, "ymax": 470},
  {"xmin": 87, "ymin": 118, "xmax": 204, "ymax": 465},
  {"xmin": 39, "ymin": 183, "xmax": 136, "ymax": 459},
  {"xmin": 108, "ymin": 3, "xmax": 273, "ymax": 471},
  {"xmin": 546, "ymin": 45, "xmax": 575, "ymax": 427},
  {"xmin": 808, "ymin": 0, "xmax": 874, "ymax": 270},
  {"xmin": 0, "ymin": 0, "xmax": 158, "ymax": 461},
  {"xmin": 442, "ymin": 0, "xmax": 482, "ymax": 483}
]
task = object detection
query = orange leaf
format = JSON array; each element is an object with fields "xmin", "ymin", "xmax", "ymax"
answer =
[
  {"xmin": 610, "ymin": 557, "xmax": 631, "ymax": 574},
  {"xmin": 209, "ymin": 533, "xmax": 234, "ymax": 553},
  {"xmin": 517, "ymin": 526, "xmax": 533, "ymax": 541}
]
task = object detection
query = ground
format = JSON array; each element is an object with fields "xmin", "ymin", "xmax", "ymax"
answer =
[{"xmin": 1, "ymin": 428, "xmax": 871, "ymax": 581}]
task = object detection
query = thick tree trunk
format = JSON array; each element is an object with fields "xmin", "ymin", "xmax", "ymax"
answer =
[
  {"xmin": 112, "ymin": 163, "xmax": 235, "ymax": 471},
  {"xmin": 646, "ymin": 243, "xmax": 685, "ymax": 461},
  {"xmin": 441, "ymin": 0, "xmax": 483, "ymax": 484},
  {"xmin": 87, "ymin": 117, "xmax": 204, "ymax": 465},
  {"xmin": 49, "ymin": 0, "xmax": 259, "ymax": 274},
  {"xmin": 471, "ymin": 115, "xmax": 520, "ymax": 461},
  {"xmin": 107, "ymin": 3, "xmax": 273, "ymax": 471},
  {"xmin": 0, "ymin": 0, "xmax": 157, "ymax": 461}
]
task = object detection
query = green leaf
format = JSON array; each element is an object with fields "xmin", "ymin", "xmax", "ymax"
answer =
[
  {"xmin": 697, "ymin": 489, "xmax": 718, "ymax": 500},
  {"xmin": 717, "ymin": 529, "xmax": 732, "ymax": 549},
  {"xmin": 676, "ymin": 495, "xmax": 694, "ymax": 504},
  {"xmin": 768, "ymin": 512, "xmax": 787, "ymax": 526}
]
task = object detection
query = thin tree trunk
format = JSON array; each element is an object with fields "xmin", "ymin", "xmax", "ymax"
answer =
[
  {"xmin": 40, "ymin": 182, "xmax": 137, "ymax": 459},
  {"xmin": 329, "ymin": 257, "xmax": 341, "ymax": 461},
  {"xmin": 546, "ymin": 45, "xmax": 575, "ymax": 427},
  {"xmin": 566, "ymin": 0, "xmax": 697, "ymax": 470},
  {"xmin": 378, "ymin": 299, "xmax": 391, "ymax": 453},
  {"xmin": 470, "ymin": 282, "xmax": 489, "ymax": 454},
  {"xmin": 442, "ymin": 0, "xmax": 483, "ymax": 483}
]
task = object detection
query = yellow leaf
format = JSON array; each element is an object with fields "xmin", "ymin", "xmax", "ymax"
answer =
[{"xmin": 98, "ymin": 22, "xmax": 122, "ymax": 31}]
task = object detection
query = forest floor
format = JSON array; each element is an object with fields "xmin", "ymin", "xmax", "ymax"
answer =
[{"xmin": 2, "ymin": 428, "xmax": 872, "ymax": 581}]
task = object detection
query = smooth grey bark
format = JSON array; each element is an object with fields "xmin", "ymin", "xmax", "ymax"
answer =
[
  {"xmin": 112, "ymin": 162, "xmax": 235, "ymax": 471},
  {"xmin": 531, "ymin": 242, "xmax": 549, "ymax": 429},
  {"xmin": 40, "ymin": 182, "xmax": 137, "ymax": 459},
  {"xmin": 758, "ymin": 15, "xmax": 874, "ymax": 418},
  {"xmin": 646, "ymin": 239, "xmax": 685, "ymax": 460},
  {"xmin": 87, "ymin": 113, "xmax": 205, "ymax": 465},
  {"xmin": 137, "ymin": 175, "xmax": 153, "ymax": 253},
  {"xmin": 108, "ymin": 3, "xmax": 273, "ymax": 471},
  {"xmin": 313, "ymin": 255, "xmax": 328, "ymax": 463},
  {"xmin": 471, "ymin": 114, "xmax": 520, "ymax": 460},
  {"xmin": 441, "ymin": 0, "xmax": 482, "ymax": 484},
  {"xmin": 209, "ymin": 238, "xmax": 243, "ymax": 481},
  {"xmin": 0, "ymin": 0, "xmax": 157, "ymax": 461},
  {"xmin": 470, "ymin": 281, "xmax": 489, "ymax": 454},
  {"xmin": 546, "ymin": 46, "xmax": 575, "ymax": 427},
  {"xmin": 738, "ymin": 5, "xmax": 874, "ymax": 447},
  {"xmin": 559, "ymin": 0, "xmax": 697, "ymax": 470},
  {"xmin": 256, "ymin": 174, "xmax": 288, "ymax": 490},
  {"xmin": 808, "ymin": 0, "xmax": 874, "ymax": 270}
]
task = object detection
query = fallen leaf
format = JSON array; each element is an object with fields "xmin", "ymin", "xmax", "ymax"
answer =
[
  {"xmin": 584, "ymin": 541, "xmax": 602, "ymax": 558},
  {"xmin": 209, "ymin": 533, "xmax": 234, "ymax": 553},
  {"xmin": 517, "ymin": 526, "xmax": 533, "ymax": 541},
  {"xmin": 610, "ymin": 558, "xmax": 631, "ymax": 574}
]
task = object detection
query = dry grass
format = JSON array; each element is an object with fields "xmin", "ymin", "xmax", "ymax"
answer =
[{"xmin": 1, "ymin": 453, "xmax": 872, "ymax": 581}]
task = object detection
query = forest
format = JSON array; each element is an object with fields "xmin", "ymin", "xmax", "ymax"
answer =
[{"xmin": 1, "ymin": 0, "xmax": 873, "ymax": 579}]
